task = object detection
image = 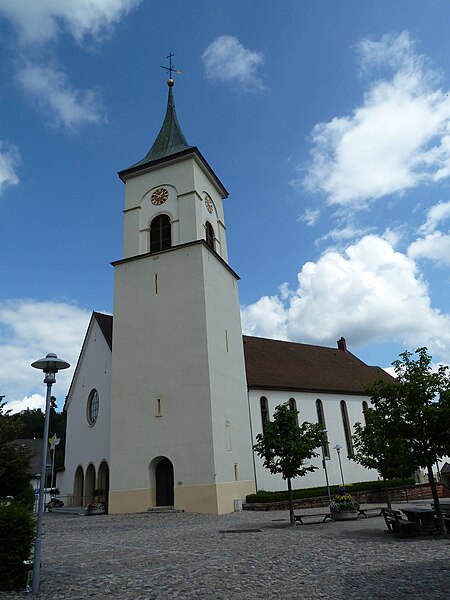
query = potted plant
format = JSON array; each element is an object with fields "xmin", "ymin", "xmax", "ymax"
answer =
[
  {"xmin": 87, "ymin": 489, "xmax": 107, "ymax": 515},
  {"xmin": 330, "ymin": 487, "xmax": 359, "ymax": 520}
]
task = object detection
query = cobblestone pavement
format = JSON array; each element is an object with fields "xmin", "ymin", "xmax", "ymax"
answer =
[{"xmin": 2, "ymin": 507, "xmax": 450, "ymax": 599}]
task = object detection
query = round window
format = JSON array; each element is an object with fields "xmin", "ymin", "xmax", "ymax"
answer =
[{"xmin": 87, "ymin": 389, "xmax": 99, "ymax": 426}]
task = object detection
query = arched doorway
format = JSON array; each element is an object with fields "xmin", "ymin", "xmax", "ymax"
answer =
[
  {"xmin": 97, "ymin": 461, "xmax": 110, "ymax": 500},
  {"xmin": 73, "ymin": 466, "xmax": 84, "ymax": 507},
  {"xmin": 155, "ymin": 458, "xmax": 174, "ymax": 506},
  {"xmin": 85, "ymin": 464, "xmax": 96, "ymax": 506}
]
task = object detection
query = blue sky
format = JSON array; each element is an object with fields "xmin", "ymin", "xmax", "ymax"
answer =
[{"xmin": 1, "ymin": 0, "xmax": 450, "ymax": 412}]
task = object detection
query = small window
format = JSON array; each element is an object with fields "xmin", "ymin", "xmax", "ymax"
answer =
[
  {"xmin": 340, "ymin": 400, "xmax": 354, "ymax": 457},
  {"xmin": 362, "ymin": 401, "xmax": 369, "ymax": 425},
  {"xmin": 316, "ymin": 399, "xmax": 330, "ymax": 458},
  {"xmin": 150, "ymin": 214, "xmax": 171, "ymax": 252},
  {"xmin": 155, "ymin": 397, "xmax": 162, "ymax": 417},
  {"xmin": 225, "ymin": 420, "xmax": 232, "ymax": 451},
  {"xmin": 234, "ymin": 463, "xmax": 239, "ymax": 481},
  {"xmin": 260, "ymin": 396, "xmax": 269, "ymax": 429},
  {"xmin": 87, "ymin": 389, "xmax": 99, "ymax": 426},
  {"xmin": 205, "ymin": 221, "xmax": 215, "ymax": 250}
]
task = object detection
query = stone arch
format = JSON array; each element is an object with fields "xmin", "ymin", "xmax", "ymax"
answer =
[
  {"xmin": 85, "ymin": 464, "xmax": 96, "ymax": 506},
  {"xmin": 97, "ymin": 461, "xmax": 110, "ymax": 501},
  {"xmin": 73, "ymin": 466, "xmax": 84, "ymax": 507}
]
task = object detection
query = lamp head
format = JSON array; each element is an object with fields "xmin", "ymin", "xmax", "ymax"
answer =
[
  {"xmin": 32, "ymin": 353, "xmax": 70, "ymax": 383},
  {"xmin": 31, "ymin": 353, "xmax": 70, "ymax": 373}
]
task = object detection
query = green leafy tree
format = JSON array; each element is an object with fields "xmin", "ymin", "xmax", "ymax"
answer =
[
  {"xmin": 253, "ymin": 402, "xmax": 325, "ymax": 525},
  {"xmin": 352, "ymin": 406, "xmax": 414, "ymax": 507},
  {"xmin": 361, "ymin": 347, "xmax": 450, "ymax": 534},
  {"xmin": 11, "ymin": 399, "xmax": 67, "ymax": 477},
  {"xmin": 0, "ymin": 401, "xmax": 32, "ymax": 501}
]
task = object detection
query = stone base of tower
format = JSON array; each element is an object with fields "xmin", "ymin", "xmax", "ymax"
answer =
[{"xmin": 108, "ymin": 480, "xmax": 255, "ymax": 515}]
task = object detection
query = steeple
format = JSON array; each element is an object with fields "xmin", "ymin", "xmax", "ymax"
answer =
[{"xmin": 126, "ymin": 80, "xmax": 192, "ymax": 171}]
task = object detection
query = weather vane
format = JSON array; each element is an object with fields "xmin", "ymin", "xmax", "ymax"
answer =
[{"xmin": 160, "ymin": 52, "xmax": 182, "ymax": 81}]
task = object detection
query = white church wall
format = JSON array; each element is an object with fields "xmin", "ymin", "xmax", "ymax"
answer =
[
  {"xmin": 201, "ymin": 248, "xmax": 255, "ymax": 490},
  {"xmin": 58, "ymin": 318, "xmax": 111, "ymax": 505},
  {"xmin": 110, "ymin": 244, "xmax": 219, "ymax": 509},
  {"xmin": 248, "ymin": 389, "xmax": 379, "ymax": 494}
]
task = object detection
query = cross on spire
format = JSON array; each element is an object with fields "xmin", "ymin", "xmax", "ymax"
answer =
[{"xmin": 160, "ymin": 52, "xmax": 182, "ymax": 80}]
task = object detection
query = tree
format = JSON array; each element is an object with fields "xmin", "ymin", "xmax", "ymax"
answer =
[
  {"xmin": 0, "ymin": 401, "xmax": 31, "ymax": 501},
  {"xmin": 352, "ymin": 406, "xmax": 415, "ymax": 507},
  {"xmin": 253, "ymin": 402, "xmax": 325, "ymax": 525},
  {"xmin": 360, "ymin": 347, "xmax": 450, "ymax": 534}
]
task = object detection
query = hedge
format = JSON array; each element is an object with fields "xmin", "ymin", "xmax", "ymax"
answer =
[
  {"xmin": 0, "ymin": 503, "xmax": 35, "ymax": 591},
  {"xmin": 245, "ymin": 478, "xmax": 415, "ymax": 504}
]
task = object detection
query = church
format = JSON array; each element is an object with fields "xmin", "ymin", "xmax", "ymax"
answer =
[{"xmin": 57, "ymin": 77, "xmax": 391, "ymax": 515}]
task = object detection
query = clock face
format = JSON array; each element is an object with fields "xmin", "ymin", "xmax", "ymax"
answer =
[
  {"xmin": 151, "ymin": 187, "xmax": 169, "ymax": 206},
  {"xmin": 204, "ymin": 194, "xmax": 214, "ymax": 214}
]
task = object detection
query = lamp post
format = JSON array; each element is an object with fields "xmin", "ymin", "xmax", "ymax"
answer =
[
  {"xmin": 334, "ymin": 444, "xmax": 345, "ymax": 487},
  {"xmin": 321, "ymin": 430, "xmax": 332, "ymax": 506},
  {"xmin": 31, "ymin": 353, "xmax": 70, "ymax": 595}
]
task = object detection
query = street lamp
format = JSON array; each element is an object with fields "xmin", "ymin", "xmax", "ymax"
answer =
[
  {"xmin": 31, "ymin": 353, "xmax": 70, "ymax": 595},
  {"xmin": 334, "ymin": 444, "xmax": 345, "ymax": 487},
  {"xmin": 321, "ymin": 429, "xmax": 332, "ymax": 506}
]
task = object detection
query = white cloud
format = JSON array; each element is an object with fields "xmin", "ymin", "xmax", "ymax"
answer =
[
  {"xmin": 17, "ymin": 64, "xmax": 106, "ymax": 130},
  {"xmin": 242, "ymin": 235, "xmax": 450, "ymax": 361},
  {"xmin": 241, "ymin": 295, "xmax": 287, "ymax": 340},
  {"xmin": 419, "ymin": 200, "xmax": 450, "ymax": 234},
  {"xmin": 5, "ymin": 394, "xmax": 46, "ymax": 415},
  {"xmin": 407, "ymin": 200, "xmax": 450, "ymax": 264},
  {"xmin": 0, "ymin": 141, "xmax": 20, "ymax": 194},
  {"xmin": 0, "ymin": 299, "xmax": 91, "ymax": 412},
  {"xmin": 408, "ymin": 230, "xmax": 450, "ymax": 265},
  {"xmin": 302, "ymin": 32, "xmax": 450, "ymax": 207},
  {"xmin": 202, "ymin": 35, "xmax": 265, "ymax": 90},
  {"xmin": 0, "ymin": 0, "xmax": 142, "ymax": 45},
  {"xmin": 298, "ymin": 208, "xmax": 320, "ymax": 227},
  {"xmin": 0, "ymin": 1, "xmax": 141, "ymax": 131}
]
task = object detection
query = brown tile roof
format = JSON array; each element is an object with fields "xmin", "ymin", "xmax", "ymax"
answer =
[{"xmin": 243, "ymin": 335, "xmax": 393, "ymax": 395}]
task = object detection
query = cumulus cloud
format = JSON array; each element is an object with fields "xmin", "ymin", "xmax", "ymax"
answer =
[
  {"xmin": 202, "ymin": 35, "xmax": 265, "ymax": 90},
  {"xmin": 0, "ymin": 0, "xmax": 142, "ymax": 45},
  {"xmin": 408, "ymin": 230, "xmax": 450, "ymax": 265},
  {"xmin": 0, "ymin": 299, "xmax": 91, "ymax": 413},
  {"xmin": 17, "ymin": 64, "xmax": 106, "ymax": 130},
  {"xmin": 407, "ymin": 200, "xmax": 450, "ymax": 265},
  {"xmin": 302, "ymin": 31, "xmax": 450, "ymax": 207},
  {"xmin": 0, "ymin": 141, "xmax": 20, "ymax": 195},
  {"xmin": 242, "ymin": 235, "xmax": 450, "ymax": 361}
]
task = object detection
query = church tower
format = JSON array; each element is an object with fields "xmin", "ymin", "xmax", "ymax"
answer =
[{"xmin": 108, "ymin": 78, "xmax": 255, "ymax": 514}]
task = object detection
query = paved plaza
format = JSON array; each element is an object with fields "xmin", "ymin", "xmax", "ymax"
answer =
[{"xmin": 2, "ymin": 507, "xmax": 450, "ymax": 599}]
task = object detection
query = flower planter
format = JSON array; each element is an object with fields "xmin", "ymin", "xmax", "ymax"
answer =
[
  {"xmin": 87, "ymin": 507, "xmax": 106, "ymax": 515},
  {"xmin": 332, "ymin": 510, "xmax": 358, "ymax": 521}
]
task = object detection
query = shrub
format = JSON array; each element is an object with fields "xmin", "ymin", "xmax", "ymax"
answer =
[
  {"xmin": 245, "ymin": 478, "xmax": 414, "ymax": 503},
  {"xmin": 0, "ymin": 504, "xmax": 35, "ymax": 591}
]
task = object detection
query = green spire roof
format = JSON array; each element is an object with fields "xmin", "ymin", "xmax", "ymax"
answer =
[{"xmin": 129, "ymin": 81, "xmax": 191, "ymax": 169}]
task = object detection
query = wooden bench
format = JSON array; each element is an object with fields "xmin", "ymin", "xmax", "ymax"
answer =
[
  {"xmin": 357, "ymin": 507, "xmax": 384, "ymax": 518},
  {"xmin": 294, "ymin": 512, "xmax": 332, "ymax": 524},
  {"xmin": 381, "ymin": 508, "xmax": 418, "ymax": 537}
]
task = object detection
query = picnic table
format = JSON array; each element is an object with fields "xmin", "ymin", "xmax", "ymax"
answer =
[{"xmin": 400, "ymin": 506, "xmax": 437, "ymax": 534}]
